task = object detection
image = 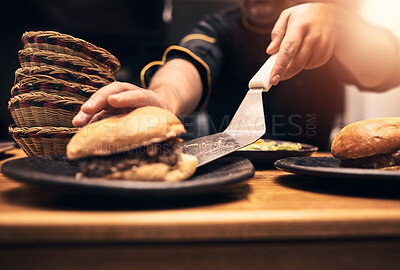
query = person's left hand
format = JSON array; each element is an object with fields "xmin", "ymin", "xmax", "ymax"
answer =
[
  {"xmin": 72, "ymin": 82, "xmax": 170, "ymax": 127},
  {"xmin": 266, "ymin": 2, "xmax": 346, "ymax": 85}
]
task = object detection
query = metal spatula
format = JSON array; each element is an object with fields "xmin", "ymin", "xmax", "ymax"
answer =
[{"xmin": 182, "ymin": 54, "xmax": 278, "ymax": 167}]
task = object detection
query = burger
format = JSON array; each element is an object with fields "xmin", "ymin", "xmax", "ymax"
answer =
[
  {"xmin": 331, "ymin": 117, "xmax": 400, "ymax": 169},
  {"xmin": 66, "ymin": 106, "xmax": 198, "ymax": 181}
]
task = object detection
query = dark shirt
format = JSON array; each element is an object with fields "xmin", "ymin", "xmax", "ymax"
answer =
[{"xmin": 142, "ymin": 6, "xmax": 344, "ymax": 150}]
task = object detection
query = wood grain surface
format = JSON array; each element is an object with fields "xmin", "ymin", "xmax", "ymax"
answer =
[
  {"xmin": 1, "ymin": 149, "xmax": 400, "ymax": 244},
  {"xmin": 1, "ymin": 149, "xmax": 400, "ymax": 270}
]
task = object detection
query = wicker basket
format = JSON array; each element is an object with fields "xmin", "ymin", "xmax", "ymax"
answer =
[
  {"xmin": 8, "ymin": 92, "xmax": 83, "ymax": 128},
  {"xmin": 18, "ymin": 48, "xmax": 116, "ymax": 82},
  {"xmin": 9, "ymin": 125, "xmax": 78, "ymax": 156},
  {"xmin": 15, "ymin": 66, "xmax": 111, "ymax": 89},
  {"xmin": 22, "ymin": 31, "xmax": 120, "ymax": 74},
  {"xmin": 11, "ymin": 74, "xmax": 98, "ymax": 101}
]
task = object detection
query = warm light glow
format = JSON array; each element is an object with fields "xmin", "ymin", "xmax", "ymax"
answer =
[
  {"xmin": 345, "ymin": 0, "xmax": 400, "ymax": 123},
  {"xmin": 360, "ymin": 0, "xmax": 400, "ymax": 37}
]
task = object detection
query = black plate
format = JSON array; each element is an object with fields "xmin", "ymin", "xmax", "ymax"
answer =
[
  {"xmin": 275, "ymin": 156, "xmax": 400, "ymax": 180},
  {"xmin": 228, "ymin": 140, "xmax": 317, "ymax": 168},
  {"xmin": 1, "ymin": 156, "xmax": 254, "ymax": 197}
]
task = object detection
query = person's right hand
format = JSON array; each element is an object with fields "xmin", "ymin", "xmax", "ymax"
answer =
[
  {"xmin": 72, "ymin": 81, "xmax": 170, "ymax": 127},
  {"xmin": 266, "ymin": 3, "xmax": 345, "ymax": 85}
]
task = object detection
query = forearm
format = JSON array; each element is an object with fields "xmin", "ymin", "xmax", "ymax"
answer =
[
  {"xmin": 148, "ymin": 58, "xmax": 203, "ymax": 115},
  {"xmin": 334, "ymin": 8, "xmax": 400, "ymax": 90}
]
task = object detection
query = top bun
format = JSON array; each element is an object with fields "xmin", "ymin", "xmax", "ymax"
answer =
[
  {"xmin": 331, "ymin": 117, "xmax": 400, "ymax": 159},
  {"xmin": 67, "ymin": 106, "xmax": 186, "ymax": 160}
]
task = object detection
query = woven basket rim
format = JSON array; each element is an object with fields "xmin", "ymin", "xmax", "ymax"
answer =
[
  {"xmin": 9, "ymin": 91, "xmax": 84, "ymax": 105},
  {"xmin": 9, "ymin": 103, "xmax": 81, "ymax": 113},
  {"xmin": 24, "ymin": 42, "xmax": 119, "ymax": 74},
  {"xmin": 9, "ymin": 125, "xmax": 79, "ymax": 134},
  {"xmin": 22, "ymin": 31, "xmax": 120, "ymax": 73},
  {"xmin": 18, "ymin": 48, "xmax": 116, "ymax": 81},
  {"xmin": 19, "ymin": 48, "xmax": 101, "ymax": 68},
  {"xmin": 14, "ymin": 72, "xmax": 100, "ymax": 90},
  {"xmin": 11, "ymin": 79, "xmax": 96, "ymax": 100},
  {"xmin": 15, "ymin": 66, "xmax": 112, "ymax": 85}
]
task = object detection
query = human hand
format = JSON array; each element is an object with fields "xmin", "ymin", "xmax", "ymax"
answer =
[
  {"xmin": 72, "ymin": 82, "xmax": 170, "ymax": 127},
  {"xmin": 266, "ymin": 3, "xmax": 346, "ymax": 85}
]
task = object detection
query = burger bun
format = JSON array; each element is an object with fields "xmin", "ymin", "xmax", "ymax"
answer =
[
  {"xmin": 331, "ymin": 117, "xmax": 400, "ymax": 159},
  {"xmin": 67, "ymin": 106, "xmax": 186, "ymax": 160}
]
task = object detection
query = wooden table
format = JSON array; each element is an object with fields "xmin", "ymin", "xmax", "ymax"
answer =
[{"xmin": 1, "ymin": 149, "xmax": 400, "ymax": 270}]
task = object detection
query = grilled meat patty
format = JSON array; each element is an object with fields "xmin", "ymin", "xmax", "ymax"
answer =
[
  {"xmin": 340, "ymin": 149, "xmax": 400, "ymax": 169},
  {"xmin": 79, "ymin": 138, "xmax": 182, "ymax": 177}
]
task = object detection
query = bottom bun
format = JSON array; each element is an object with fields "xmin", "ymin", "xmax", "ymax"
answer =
[{"xmin": 105, "ymin": 154, "xmax": 198, "ymax": 182}]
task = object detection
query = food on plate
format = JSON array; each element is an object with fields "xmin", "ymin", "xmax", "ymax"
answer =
[
  {"xmin": 66, "ymin": 106, "xmax": 197, "ymax": 181},
  {"xmin": 331, "ymin": 117, "xmax": 400, "ymax": 169},
  {"xmin": 240, "ymin": 139, "xmax": 302, "ymax": 151}
]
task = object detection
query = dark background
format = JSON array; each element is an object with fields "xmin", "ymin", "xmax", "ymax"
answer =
[{"xmin": 0, "ymin": 0, "xmax": 235, "ymax": 140}]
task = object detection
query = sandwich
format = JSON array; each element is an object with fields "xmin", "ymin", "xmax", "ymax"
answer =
[
  {"xmin": 331, "ymin": 117, "xmax": 400, "ymax": 169},
  {"xmin": 66, "ymin": 106, "xmax": 197, "ymax": 181}
]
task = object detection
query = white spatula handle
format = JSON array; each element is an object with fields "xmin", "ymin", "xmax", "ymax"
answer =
[{"xmin": 248, "ymin": 54, "xmax": 277, "ymax": 92}]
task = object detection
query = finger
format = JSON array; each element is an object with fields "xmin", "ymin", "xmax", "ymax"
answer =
[
  {"xmin": 266, "ymin": 8, "xmax": 291, "ymax": 55},
  {"xmin": 111, "ymin": 107, "xmax": 136, "ymax": 115},
  {"xmin": 270, "ymin": 27, "xmax": 304, "ymax": 85},
  {"xmin": 280, "ymin": 35, "xmax": 315, "ymax": 80},
  {"xmin": 84, "ymin": 108, "xmax": 135, "ymax": 126},
  {"xmin": 88, "ymin": 110, "xmax": 115, "ymax": 124},
  {"xmin": 282, "ymin": 51, "xmax": 311, "ymax": 80},
  {"xmin": 81, "ymin": 82, "xmax": 140, "ymax": 115},
  {"xmin": 108, "ymin": 89, "xmax": 163, "ymax": 108},
  {"xmin": 72, "ymin": 110, "xmax": 94, "ymax": 127}
]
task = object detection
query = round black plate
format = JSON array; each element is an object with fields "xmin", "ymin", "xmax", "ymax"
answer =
[
  {"xmin": 228, "ymin": 140, "xmax": 317, "ymax": 168},
  {"xmin": 275, "ymin": 156, "xmax": 400, "ymax": 180},
  {"xmin": 1, "ymin": 156, "xmax": 254, "ymax": 197}
]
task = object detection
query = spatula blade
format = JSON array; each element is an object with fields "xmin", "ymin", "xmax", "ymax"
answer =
[
  {"xmin": 182, "ymin": 88, "xmax": 265, "ymax": 167},
  {"xmin": 182, "ymin": 132, "xmax": 241, "ymax": 167},
  {"xmin": 183, "ymin": 54, "xmax": 277, "ymax": 167}
]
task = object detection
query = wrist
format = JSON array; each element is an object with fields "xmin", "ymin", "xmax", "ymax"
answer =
[
  {"xmin": 147, "ymin": 82, "xmax": 181, "ymax": 115},
  {"xmin": 147, "ymin": 59, "xmax": 203, "ymax": 115},
  {"xmin": 331, "ymin": 4, "xmax": 353, "ymax": 56}
]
